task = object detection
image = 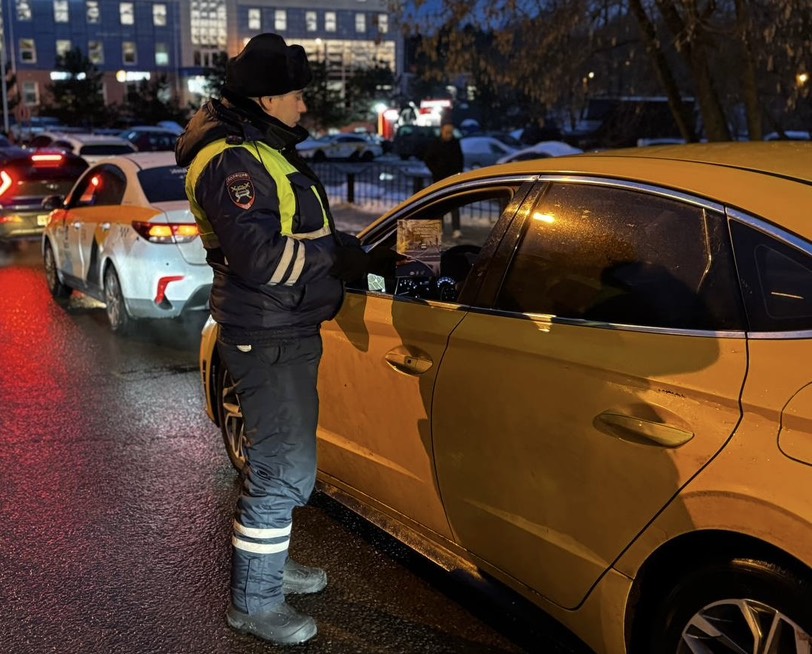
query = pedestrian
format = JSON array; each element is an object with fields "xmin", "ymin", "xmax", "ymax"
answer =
[
  {"xmin": 422, "ymin": 121, "xmax": 465, "ymax": 238},
  {"xmin": 175, "ymin": 32, "xmax": 398, "ymax": 646}
]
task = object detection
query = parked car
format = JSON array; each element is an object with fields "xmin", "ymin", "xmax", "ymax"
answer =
[
  {"xmin": 391, "ymin": 124, "xmax": 440, "ymax": 160},
  {"xmin": 41, "ymin": 151, "xmax": 211, "ymax": 333},
  {"xmin": 200, "ymin": 142, "xmax": 812, "ymax": 654},
  {"xmin": 0, "ymin": 146, "xmax": 88, "ymax": 242},
  {"xmin": 28, "ymin": 132, "xmax": 137, "ymax": 165},
  {"xmin": 496, "ymin": 140, "xmax": 583, "ymax": 163},
  {"xmin": 8, "ymin": 116, "xmax": 65, "ymax": 143},
  {"xmin": 459, "ymin": 135, "xmax": 517, "ymax": 169},
  {"xmin": 296, "ymin": 133, "xmax": 383, "ymax": 162},
  {"xmin": 119, "ymin": 126, "xmax": 179, "ymax": 152}
]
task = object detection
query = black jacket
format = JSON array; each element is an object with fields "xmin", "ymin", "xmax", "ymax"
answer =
[
  {"xmin": 422, "ymin": 136, "xmax": 464, "ymax": 182},
  {"xmin": 176, "ymin": 91, "xmax": 344, "ymax": 343}
]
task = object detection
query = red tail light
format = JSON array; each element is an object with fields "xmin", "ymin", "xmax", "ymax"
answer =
[
  {"xmin": 31, "ymin": 153, "xmax": 65, "ymax": 168},
  {"xmin": 131, "ymin": 221, "xmax": 199, "ymax": 244},
  {"xmin": 0, "ymin": 170, "xmax": 13, "ymax": 198},
  {"xmin": 155, "ymin": 275, "xmax": 185, "ymax": 305}
]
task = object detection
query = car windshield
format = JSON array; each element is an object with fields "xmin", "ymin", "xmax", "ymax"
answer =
[{"xmin": 137, "ymin": 165, "xmax": 188, "ymax": 202}]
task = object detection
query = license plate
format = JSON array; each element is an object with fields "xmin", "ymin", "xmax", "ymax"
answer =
[{"xmin": 36, "ymin": 214, "xmax": 48, "ymax": 226}]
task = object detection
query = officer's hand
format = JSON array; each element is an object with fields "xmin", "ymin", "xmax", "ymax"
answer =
[
  {"xmin": 330, "ymin": 244, "xmax": 369, "ymax": 282},
  {"xmin": 335, "ymin": 231, "xmax": 361, "ymax": 249},
  {"xmin": 367, "ymin": 247, "xmax": 406, "ymax": 277}
]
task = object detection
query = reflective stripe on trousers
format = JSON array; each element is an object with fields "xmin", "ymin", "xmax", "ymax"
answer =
[{"xmin": 217, "ymin": 334, "xmax": 322, "ymax": 612}]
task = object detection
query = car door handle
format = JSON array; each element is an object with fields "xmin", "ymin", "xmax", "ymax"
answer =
[
  {"xmin": 593, "ymin": 411, "xmax": 694, "ymax": 448},
  {"xmin": 384, "ymin": 348, "xmax": 433, "ymax": 375}
]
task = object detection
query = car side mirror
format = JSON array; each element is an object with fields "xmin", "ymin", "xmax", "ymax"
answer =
[{"xmin": 41, "ymin": 194, "xmax": 65, "ymax": 210}]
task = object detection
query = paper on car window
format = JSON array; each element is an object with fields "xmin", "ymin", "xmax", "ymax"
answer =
[{"xmin": 396, "ymin": 218, "xmax": 442, "ymax": 276}]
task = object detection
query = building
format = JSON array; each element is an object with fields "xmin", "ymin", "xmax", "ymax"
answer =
[{"xmin": 0, "ymin": 0, "xmax": 403, "ymax": 126}]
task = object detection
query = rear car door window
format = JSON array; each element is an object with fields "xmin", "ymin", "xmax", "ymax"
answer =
[
  {"xmin": 495, "ymin": 182, "xmax": 743, "ymax": 331},
  {"xmin": 730, "ymin": 219, "xmax": 812, "ymax": 332}
]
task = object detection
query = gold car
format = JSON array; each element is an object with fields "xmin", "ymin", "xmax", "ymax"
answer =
[{"xmin": 200, "ymin": 143, "xmax": 812, "ymax": 653}]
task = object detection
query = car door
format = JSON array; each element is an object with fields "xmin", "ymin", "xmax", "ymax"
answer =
[
  {"xmin": 432, "ymin": 180, "xmax": 748, "ymax": 609},
  {"xmin": 317, "ymin": 179, "xmax": 533, "ymax": 538},
  {"xmin": 64, "ymin": 165, "xmax": 127, "ymax": 290}
]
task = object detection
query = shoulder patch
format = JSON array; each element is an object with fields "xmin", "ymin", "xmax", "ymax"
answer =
[{"xmin": 226, "ymin": 172, "xmax": 255, "ymax": 209}]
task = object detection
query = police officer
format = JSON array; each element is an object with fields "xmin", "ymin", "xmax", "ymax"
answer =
[{"xmin": 176, "ymin": 33, "xmax": 391, "ymax": 645}]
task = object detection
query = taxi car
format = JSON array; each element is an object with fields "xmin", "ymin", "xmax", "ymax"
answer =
[
  {"xmin": 296, "ymin": 133, "xmax": 383, "ymax": 162},
  {"xmin": 199, "ymin": 143, "xmax": 812, "ymax": 653},
  {"xmin": 42, "ymin": 151, "xmax": 211, "ymax": 333}
]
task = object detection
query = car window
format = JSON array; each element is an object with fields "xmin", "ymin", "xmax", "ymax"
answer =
[
  {"xmin": 495, "ymin": 182, "xmax": 743, "ymax": 330},
  {"xmin": 137, "ymin": 165, "xmax": 188, "ymax": 203},
  {"xmin": 730, "ymin": 219, "xmax": 812, "ymax": 331},
  {"xmin": 351, "ymin": 187, "xmax": 517, "ymax": 303},
  {"xmin": 69, "ymin": 165, "xmax": 126, "ymax": 207}
]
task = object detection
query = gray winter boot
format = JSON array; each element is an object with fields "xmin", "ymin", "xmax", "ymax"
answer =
[{"xmin": 226, "ymin": 601, "xmax": 317, "ymax": 645}]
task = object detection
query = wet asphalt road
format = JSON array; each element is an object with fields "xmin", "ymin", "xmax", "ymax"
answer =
[{"xmin": 0, "ymin": 241, "xmax": 591, "ymax": 654}]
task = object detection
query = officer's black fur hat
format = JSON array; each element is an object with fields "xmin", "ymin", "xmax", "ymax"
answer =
[{"xmin": 225, "ymin": 33, "xmax": 312, "ymax": 98}]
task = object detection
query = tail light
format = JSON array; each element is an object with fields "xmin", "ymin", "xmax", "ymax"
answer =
[
  {"xmin": 131, "ymin": 221, "xmax": 199, "ymax": 244},
  {"xmin": 31, "ymin": 153, "xmax": 65, "ymax": 168},
  {"xmin": 0, "ymin": 170, "xmax": 13, "ymax": 198}
]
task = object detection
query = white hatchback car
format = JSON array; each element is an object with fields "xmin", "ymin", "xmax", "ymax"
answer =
[{"xmin": 41, "ymin": 151, "xmax": 212, "ymax": 333}]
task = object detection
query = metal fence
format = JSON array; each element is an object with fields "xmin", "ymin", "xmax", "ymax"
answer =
[{"xmin": 310, "ymin": 160, "xmax": 432, "ymax": 212}]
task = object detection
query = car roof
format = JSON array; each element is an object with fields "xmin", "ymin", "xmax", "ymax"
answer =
[
  {"xmin": 88, "ymin": 151, "xmax": 182, "ymax": 171},
  {"xmin": 382, "ymin": 142, "xmax": 812, "ymax": 240},
  {"xmin": 588, "ymin": 142, "xmax": 812, "ymax": 183}
]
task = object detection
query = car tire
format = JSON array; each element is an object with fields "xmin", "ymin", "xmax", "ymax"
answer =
[
  {"xmin": 644, "ymin": 557, "xmax": 812, "ymax": 653},
  {"xmin": 361, "ymin": 150, "xmax": 374, "ymax": 162},
  {"xmin": 43, "ymin": 240, "xmax": 71, "ymax": 300},
  {"xmin": 217, "ymin": 364, "xmax": 246, "ymax": 472},
  {"xmin": 312, "ymin": 151, "xmax": 326, "ymax": 163},
  {"xmin": 103, "ymin": 265, "xmax": 132, "ymax": 334}
]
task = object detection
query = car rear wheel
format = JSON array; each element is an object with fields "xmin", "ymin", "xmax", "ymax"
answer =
[
  {"xmin": 361, "ymin": 150, "xmax": 374, "ymax": 162},
  {"xmin": 312, "ymin": 150, "xmax": 326, "ymax": 163},
  {"xmin": 645, "ymin": 558, "xmax": 812, "ymax": 653},
  {"xmin": 43, "ymin": 240, "xmax": 71, "ymax": 300},
  {"xmin": 103, "ymin": 265, "xmax": 131, "ymax": 333},
  {"xmin": 218, "ymin": 364, "xmax": 246, "ymax": 472}
]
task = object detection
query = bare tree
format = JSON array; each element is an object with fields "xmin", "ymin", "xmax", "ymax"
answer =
[{"xmin": 403, "ymin": 0, "xmax": 811, "ymax": 141}]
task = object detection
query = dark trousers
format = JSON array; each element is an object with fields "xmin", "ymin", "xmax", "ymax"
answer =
[{"xmin": 217, "ymin": 334, "xmax": 322, "ymax": 613}]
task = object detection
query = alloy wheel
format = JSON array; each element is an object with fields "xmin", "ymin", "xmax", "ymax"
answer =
[
  {"xmin": 679, "ymin": 598, "xmax": 810, "ymax": 653},
  {"xmin": 220, "ymin": 367, "xmax": 246, "ymax": 471}
]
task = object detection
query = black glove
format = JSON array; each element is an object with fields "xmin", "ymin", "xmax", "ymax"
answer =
[
  {"xmin": 367, "ymin": 247, "xmax": 406, "ymax": 277},
  {"xmin": 335, "ymin": 231, "xmax": 361, "ymax": 248},
  {"xmin": 330, "ymin": 244, "xmax": 370, "ymax": 282}
]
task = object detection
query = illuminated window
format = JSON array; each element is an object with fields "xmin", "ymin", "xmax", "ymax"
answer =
[
  {"xmin": 248, "ymin": 8, "xmax": 260, "ymax": 30},
  {"xmin": 56, "ymin": 40, "xmax": 72, "ymax": 58},
  {"xmin": 15, "ymin": 0, "xmax": 32, "ymax": 21},
  {"xmin": 22, "ymin": 81, "xmax": 39, "ymax": 105},
  {"xmin": 54, "ymin": 0, "xmax": 69, "ymax": 22},
  {"xmin": 378, "ymin": 13, "xmax": 388, "ymax": 33},
  {"xmin": 89, "ymin": 41, "xmax": 104, "ymax": 64},
  {"xmin": 274, "ymin": 9, "xmax": 286, "ymax": 31},
  {"xmin": 155, "ymin": 43, "xmax": 169, "ymax": 66},
  {"xmin": 123, "ymin": 42, "xmax": 136, "ymax": 65},
  {"xmin": 355, "ymin": 13, "xmax": 366, "ymax": 33},
  {"xmin": 19, "ymin": 39, "xmax": 36, "ymax": 64},
  {"xmin": 325, "ymin": 11, "xmax": 336, "ymax": 32},
  {"xmin": 120, "ymin": 2, "xmax": 134, "ymax": 25},
  {"xmin": 153, "ymin": 3, "xmax": 167, "ymax": 26},
  {"xmin": 191, "ymin": 0, "xmax": 226, "ymax": 47},
  {"xmin": 306, "ymin": 11, "xmax": 317, "ymax": 32},
  {"xmin": 86, "ymin": 1, "xmax": 100, "ymax": 23}
]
